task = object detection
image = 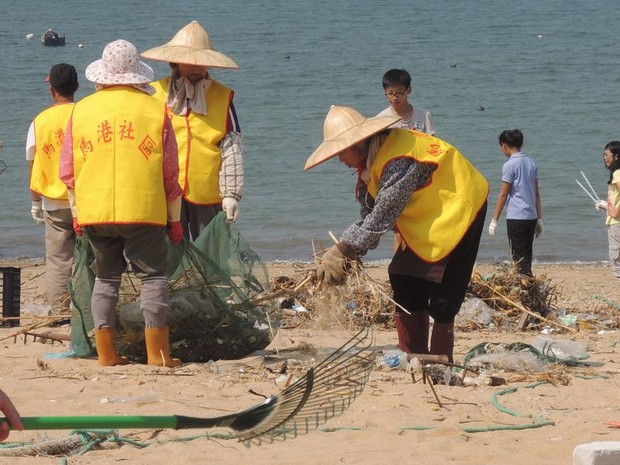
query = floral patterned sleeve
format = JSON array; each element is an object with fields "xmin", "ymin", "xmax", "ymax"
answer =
[
  {"xmin": 59, "ymin": 118, "xmax": 75, "ymax": 189},
  {"xmin": 341, "ymin": 158, "xmax": 435, "ymax": 257},
  {"xmin": 162, "ymin": 115, "xmax": 182, "ymax": 200}
]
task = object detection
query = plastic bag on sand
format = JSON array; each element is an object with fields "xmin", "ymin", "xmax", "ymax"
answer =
[
  {"xmin": 456, "ymin": 297, "xmax": 496, "ymax": 326},
  {"xmin": 530, "ymin": 336, "xmax": 588, "ymax": 361},
  {"xmin": 467, "ymin": 350, "xmax": 546, "ymax": 373}
]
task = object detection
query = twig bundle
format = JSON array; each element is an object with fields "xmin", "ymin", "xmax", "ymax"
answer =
[
  {"xmin": 271, "ymin": 264, "xmax": 395, "ymax": 330},
  {"xmin": 467, "ymin": 265, "xmax": 558, "ymax": 330}
]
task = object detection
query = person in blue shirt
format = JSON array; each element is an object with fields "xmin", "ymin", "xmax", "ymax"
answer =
[{"xmin": 488, "ymin": 129, "xmax": 543, "ymax": 276}]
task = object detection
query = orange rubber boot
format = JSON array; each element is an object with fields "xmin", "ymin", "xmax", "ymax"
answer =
[
  {"xmin": 95, "ymin": 328, "xmax": 129, "ymax": 366},
  {"xmin": 145, "ymin": 326, "xmax": 182, "ymax": 368}
]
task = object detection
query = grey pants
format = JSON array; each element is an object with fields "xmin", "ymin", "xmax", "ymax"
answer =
[
  {"xmin": 608, "ymin": 223, "xmax": 620, "ymax": 278},
  {"xmin": 91, "ymin": 277, "xmax": 169, "ymax": 329},
  {"xmin": 44, "ymin": 208, "xmax": 75, "ymax": 310},
  {"xmin": 87, "ymin": 224, "xmax": 169, "ymax": 329}
]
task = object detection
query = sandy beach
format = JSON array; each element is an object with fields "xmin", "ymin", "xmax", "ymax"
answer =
[{"xmin": 0, "ymin": 259, "xmax": 618, "ymax": 465}]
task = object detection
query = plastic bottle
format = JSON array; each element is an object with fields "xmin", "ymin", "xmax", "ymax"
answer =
[{"xmin": 380, "ymin": 349, "xmax": 409, "ymax": 370}]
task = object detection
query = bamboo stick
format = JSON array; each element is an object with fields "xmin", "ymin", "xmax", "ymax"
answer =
[
  {"xmin": 477, "ymin": 279, "xmax": 577, "ymax": 332},
  {"xmin": 0, "ymin": 316, "xmax": 69, "ymax": 342}
]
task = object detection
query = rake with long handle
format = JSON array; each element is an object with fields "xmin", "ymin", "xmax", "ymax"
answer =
[{"xmin": 13, "ymin": 327, "xmax": 375, "ymax": 446}]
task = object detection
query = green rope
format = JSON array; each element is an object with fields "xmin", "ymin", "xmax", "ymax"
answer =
[
  {"xmin": 462, "ymin": 382, "xmax": 554, "ymax": 433},
  {"xmin": 592, "ymin": 294, "xmax": 620, "ymax": 310},
  {"xmin": 574, "ymin": 374, "xmax": 609, "ymax": 380},
  {"xmin": 461, "ymin": 341, "xmax": 589, "ymax": 367},
  {"xmin": 398, "ymin": 426, "xmax": 435, "ymax": 431},
  {"xmin": 319, "ymin": 426, "xmax": 365, "ymax": 432}
]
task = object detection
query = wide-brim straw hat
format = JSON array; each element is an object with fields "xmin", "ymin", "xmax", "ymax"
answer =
[
  {"xmin": 85, "ymin": 39, "xmax": 154, "ymax": 85},
  {"xmin": 304, "ymin": 106, "xmax": 401, "ymax": 171},
  {"xmin": 141, "ymin": 20, "xmax": 238, "ymax": 69}
]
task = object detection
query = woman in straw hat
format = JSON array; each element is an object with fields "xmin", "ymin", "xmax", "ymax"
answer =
[
  {"xmin": 305, "ymin": 106, "xmax": 489, "ymax": 362},
  {"xmin": 59, "ymin": 39, "xmax": 184, "ymax": 367},
  {"xmin": 141, "ymin": 20, "xmax": 244, "ymax": 240}
]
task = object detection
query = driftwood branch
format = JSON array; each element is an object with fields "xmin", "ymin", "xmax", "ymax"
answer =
[{"xmin": 0, "ymin": 317, "xmax": 70, "ymax": 342}]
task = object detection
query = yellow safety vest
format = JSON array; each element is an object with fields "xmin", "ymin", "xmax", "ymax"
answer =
[
  {"xmin": 71, "ymin": 87, "xmax": 167, "ymax": 226},
  {"xmin": 368, "ymin": 130, "xmax": 489, "ymax": 262},
  {"xmin": 30, "ymin": 103, "xmax": 74, "ymax": 199},
  {"xmin": 151, "ymin": 78, "xmax": 232, "ymax": 205}
]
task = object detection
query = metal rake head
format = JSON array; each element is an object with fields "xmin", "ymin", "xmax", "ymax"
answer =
[{"xmin": 236, "ymin": 326, "xmax": 375, "ymax": 446}]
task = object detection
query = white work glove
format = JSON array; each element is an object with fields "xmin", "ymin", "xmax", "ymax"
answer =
[
  {"xmin": 535, "ymin": 219, "xmax": 544, "ymax": 238},
  {"xmin": 31, "ymin": 200, "xmax": 44, "ymax": 225},
  {"xmin": 595, "ymin": 200, "xmax": 608, "ymax": 211},
  {"xmin": 222, "ymin": 197, "xmax": 240, "ymax": 222},
  {"xmin": 488, "ymin": 219, "xmax": 498, "ymax": 237}
]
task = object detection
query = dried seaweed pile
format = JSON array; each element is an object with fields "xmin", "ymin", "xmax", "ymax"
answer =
[
  {"xmin": 271, "ymin": 264, "xmax": 395, "ymax": 330},
  {"xmin": 466, "ymin": 265, "xmax": 559, "ymax": 330}
]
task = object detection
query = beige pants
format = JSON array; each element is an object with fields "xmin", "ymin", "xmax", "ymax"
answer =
[
  {"xmin": 608, "ymin": 223, "xmax": 620, "ymax": 278},
  {"xmin": 44, "ymin": 208, "xmax": 75, "ymax": 310}
]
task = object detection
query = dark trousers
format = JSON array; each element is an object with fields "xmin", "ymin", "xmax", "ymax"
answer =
[
  {"xmin": 389, "ymin": 202, "xmax": 487, "ymax": 324},
  {"xmin": 506, "ymin": 219, "xmax": 537, "ymax": 276},
  {"xmin": 180, "ymin": 198, "xmax": 223, "ymax": 241}
]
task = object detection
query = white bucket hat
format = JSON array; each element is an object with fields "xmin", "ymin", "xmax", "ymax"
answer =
[
  {"xmin": 304, "ymin": 106, "xmax": 401, "ymax": 170},
  {"xmin": 85, "ymin": 39, "xmax": 154, "ymax": 85},
  {"xmin": 140, "ymin": 21, "xmax": 238, "ymax": 69}
]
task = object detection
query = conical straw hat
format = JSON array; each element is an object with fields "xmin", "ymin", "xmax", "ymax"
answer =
[
  {"xmin": 304, "ymin": 106, "xmax": 400, "ymax": 171},
  {"xmin": 141, "ymin": 21, "xmax": 238, "ymax": 69}
]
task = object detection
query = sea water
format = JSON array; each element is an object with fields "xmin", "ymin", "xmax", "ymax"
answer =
[{"xmin": 1, "ymin": 0, "xmax": 619, "ymax": 264}]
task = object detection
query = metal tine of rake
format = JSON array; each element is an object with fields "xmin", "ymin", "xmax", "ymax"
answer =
[
  {"xmin": 580, "ymin": 171, "xmax": 601, "ymax": 201},
  {"xmin": 238, "ymin": 326, "xmax": 375, "ymax": 445}
]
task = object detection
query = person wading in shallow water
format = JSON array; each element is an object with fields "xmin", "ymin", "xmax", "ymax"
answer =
[{"xmin": 304, "ymin": 105, "xmax": 488, "ymax": 363}]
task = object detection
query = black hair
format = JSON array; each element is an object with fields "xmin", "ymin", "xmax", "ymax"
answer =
[
  {"xmin": 55, "ymin": 83, "xmax": 79, "ymax": 98},
  {"xmin": 604, "ymin": 140, "xmax": 620, "ymax": 184},
  {"xmin": 382, "ymin": 69, "xmax": 411, "ymax": 89},
  {"xmin": 498, "ymin": 129, "xmax": 524, "ymax": 150}
]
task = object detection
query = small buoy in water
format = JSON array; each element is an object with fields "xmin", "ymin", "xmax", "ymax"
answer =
[
  {"xmin": 537, "ymin": 34, "xmax": 543, "ymax": 39},
  {"xmin": 78, "ymin": 43, "xmax": 84, "ymax": 48},
  {"xmin": 26, "ymin": 33, "xmax": 34, "ymax": 40},
  {"xmin": 477, "ymin": 106, "xmax": 485, "ymax": 111}
]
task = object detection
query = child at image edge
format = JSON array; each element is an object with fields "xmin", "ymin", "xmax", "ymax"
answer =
[{"xmin": 597, "ymin": 141, "xmax": 620, "ymax": 278}]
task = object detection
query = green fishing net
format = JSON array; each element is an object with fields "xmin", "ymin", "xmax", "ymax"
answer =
[{"xmin": 69, "ymin": 213, "xmax": 279, "ymax": 362}]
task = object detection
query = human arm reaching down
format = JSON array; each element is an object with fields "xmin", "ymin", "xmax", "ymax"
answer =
[{"xmin": 318, "ymin": 159, "xmax": 433, "ymax": 283}]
